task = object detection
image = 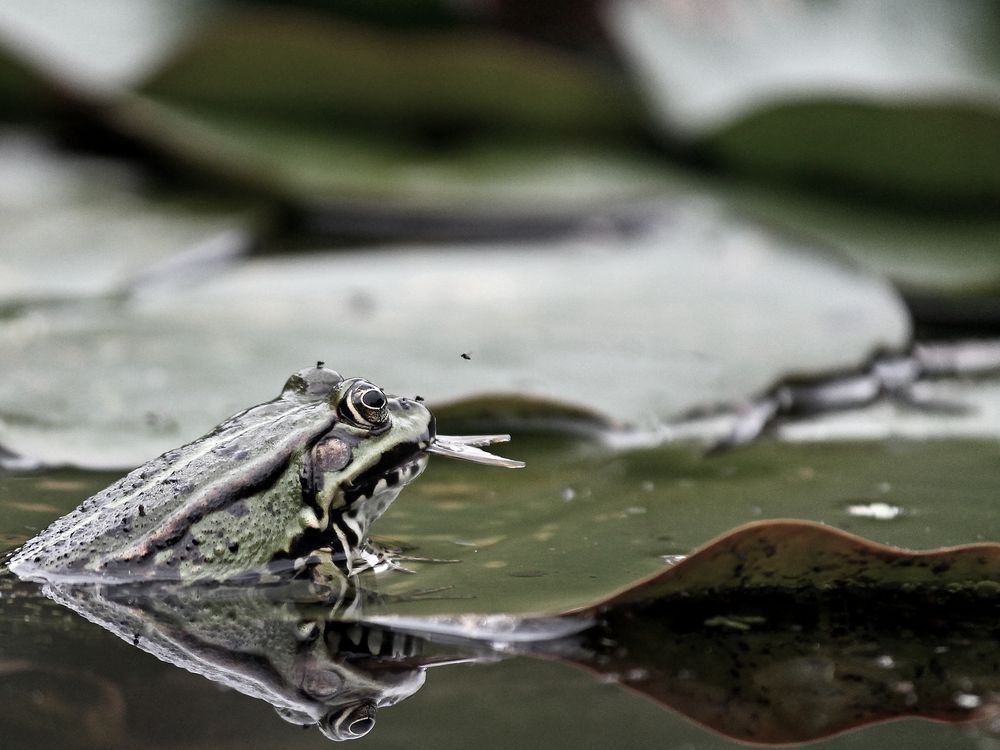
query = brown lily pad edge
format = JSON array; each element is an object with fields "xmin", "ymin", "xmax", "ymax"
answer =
[{"xmin": 565, "ymin": 520, "xmax": 1000, "ymax": 744}]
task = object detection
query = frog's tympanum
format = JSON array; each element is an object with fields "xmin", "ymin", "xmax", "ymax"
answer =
[{"xmin": 8, "ymin": 365, "xmax": 523, "ymax": 584}]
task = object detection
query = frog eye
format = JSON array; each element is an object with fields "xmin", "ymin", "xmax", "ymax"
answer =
[{"xmin": 339, "ymin": 381, "xmax": 389, "ymax": 429}]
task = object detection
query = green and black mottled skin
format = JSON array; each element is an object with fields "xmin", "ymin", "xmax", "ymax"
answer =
[{"xmin": 8, "ymin": 366, "xmax": 435, "ymax": 583}]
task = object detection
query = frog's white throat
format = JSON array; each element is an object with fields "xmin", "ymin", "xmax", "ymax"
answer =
[{"xmin": 331, "ymin": 453, "xmax": 429, "ymax": 552}]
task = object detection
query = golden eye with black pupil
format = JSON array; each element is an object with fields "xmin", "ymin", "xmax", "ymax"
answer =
[{"xmin": 338, "ymin": 380, "xmax": 389, "ymax": 428}]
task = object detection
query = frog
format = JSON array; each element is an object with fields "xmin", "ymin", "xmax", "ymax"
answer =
[{"xmin": 7, "ymin": 364, "xmax": 523, "ymax": 584}]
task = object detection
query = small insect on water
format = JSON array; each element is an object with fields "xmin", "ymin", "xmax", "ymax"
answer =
[{"xmin": 7, "ymin": 364, "xmax": 523, "ymax": 584}]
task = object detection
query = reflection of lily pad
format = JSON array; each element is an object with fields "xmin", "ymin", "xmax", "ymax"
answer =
[
  {"xmin": 585, "ymin": 584, "xmax": 1000, "ymax": 744},
  {"xmin": 610, "ymin": 0, "xmax": 1000, "ymax": 201},
  {"xmin": 0, "ymin": 205, "xmax": 907, "ymax": 467}
]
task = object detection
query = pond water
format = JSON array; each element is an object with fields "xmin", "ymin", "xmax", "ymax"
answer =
[{"xmin": 3, "ymin": 436, "xmax": 1000, "ymax": 749}]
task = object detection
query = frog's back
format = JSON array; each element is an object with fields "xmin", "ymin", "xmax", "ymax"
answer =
[{"xmin": 8, "ymin": 370, "xmax": 341, "ymax": 583}]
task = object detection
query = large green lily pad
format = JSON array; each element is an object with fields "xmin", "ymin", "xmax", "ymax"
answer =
[
  {"xmin": 609, "ymin": 0, "xmax": 1000, "ymax": 202},
  {"xmin": 368, "ymin": 437, "xmax": 1000, "ymax": 615},
  {"xmin": 0, "ymin": 203, "xmax": 907, "ymax": 467}
]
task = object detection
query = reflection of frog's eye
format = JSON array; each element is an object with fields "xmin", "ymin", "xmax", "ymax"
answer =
[
  {"xmin": 339, "ymin": 381, "xmax": 389, "ymax": 429},
  {"xmin": 319, "ymin": 703, "xmax": 377, "ymax": 741}
]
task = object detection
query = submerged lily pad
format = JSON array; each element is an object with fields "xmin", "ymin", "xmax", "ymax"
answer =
[
  {"xmin": 609, "ymin": 0, "xmax": 1000, "ymax": 201},
  {"xmin": 372, "ymin": 437, "xmax": 1000, "ymax": 615},
  {"xmin": 0, "ymin": 203, "xmax": 907, "ymax": 467}
]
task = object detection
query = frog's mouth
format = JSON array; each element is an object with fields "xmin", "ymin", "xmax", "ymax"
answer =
[{"xmin": 425, "ymin": 434, "xmax": 524, "ymax": 468}]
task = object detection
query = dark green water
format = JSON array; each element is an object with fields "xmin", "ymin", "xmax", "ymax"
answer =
[{"xmin": 3, "ymin": 437, "xmax": 1000, "ymax": 749}]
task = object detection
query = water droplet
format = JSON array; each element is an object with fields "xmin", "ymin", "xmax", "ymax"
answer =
[
  {"xmin": 847, "ymin": 502, "xmax": 902, "ymax": 520},
  {"xmin": 955, "ymin": 693, "xmax": 982, "ymax": 709}
]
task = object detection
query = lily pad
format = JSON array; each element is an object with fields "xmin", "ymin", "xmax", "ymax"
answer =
[
  {"xmin": 609, "ymin": 0, "xmax": 1000, "ymax": 201},
  {"xmin": 72, "ymin": 6, "xmax": 661, "ymax": 215},
  {"xmin": 8, "ymin": 437, "xmax": 996, "ymax": 617},
  {"xmin": 710, "ymin": 177, "xmax": 1000, "ymax": 302},
  {"xmin": 0, "ymin": 130, "xmax": 258, "ymax": 306},
  {"xmin": 0, "ymin": 0, "xmax": 209, "ymax": 95},
  {"xmin": 110, "ymin": 97, "xmax": 667, "ymax": 214},
  {"xmin": 0, "ymin": 47, "xmax": 57, "ymax": 118},
  {"xmin": 0, "ymin": 204, "xmax": 907, "ymax": 467},
  {"xmin": 596, "ymin": 519, "xmax": 1000, "ymax": 609},
  {"xmin": 371, "ymin": 437, "xmax": 1000, "ymax": 615},
  {"xmin": 139, "ymin": 9, "xmax": 640, "ymax": 135}
]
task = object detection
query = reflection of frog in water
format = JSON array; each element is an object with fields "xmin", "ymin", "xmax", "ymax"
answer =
[
  {"xmin": 9, "ymin": 365, "xmax": 521, "ymax": 585},
  {"xmin": 42, "ymin": 580, "xmax": 488, "ymax": 741}
]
